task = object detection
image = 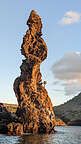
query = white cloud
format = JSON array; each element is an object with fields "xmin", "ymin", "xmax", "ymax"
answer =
[
  {"xmin": 52, "ymin": 52, "xmax": 81, "ymax": 96},
  {"xmin": 58, "ymin": 11, "xmax": 81, "ymax": 24},
  {"xmin": 53, "ymin": 81, "xmax": 60, "ymax": 85},
  {"xmin": 63, "ymin": 80, "xmax": 81, "ymax": 96}
]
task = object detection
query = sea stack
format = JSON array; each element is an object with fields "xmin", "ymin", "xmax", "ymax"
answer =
[{"xmin": 8, "ymin": 10, "xmax": 55, "ymax": 135}]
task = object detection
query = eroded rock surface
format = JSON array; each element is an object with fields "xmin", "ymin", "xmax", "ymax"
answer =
[
  {"xmin": 0, "ymin": 103, "xmax": 19, "ymax": 134},
  {"xmin": 8, "ymin": 10, "xmax": 55, "ymax": 135}
]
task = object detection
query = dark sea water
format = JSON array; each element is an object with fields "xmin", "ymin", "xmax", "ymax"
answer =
[{"xmin": 0, "ymin": 126, "xmax": 81, "ymax": 144}]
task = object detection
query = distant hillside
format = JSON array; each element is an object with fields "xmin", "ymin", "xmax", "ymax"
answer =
[{"xmin": 53, "ymin": 93, "xmax": 81, "ymax": 126}]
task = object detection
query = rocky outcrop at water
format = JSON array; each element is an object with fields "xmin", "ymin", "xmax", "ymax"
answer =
[
  {"xmin": 0, "ymin": 103, "xmax": 10, "ymax": 134},
  {"xmin": 0, "ymin": 103, "xmax": 19, "ymax": 134},
  {"xmin": 55, "ymin": 118, "xmax": 67, "ymax": 126},
  {"xmin": 7, "ymin": 10, "xmax": 55, "ymax": 135}
]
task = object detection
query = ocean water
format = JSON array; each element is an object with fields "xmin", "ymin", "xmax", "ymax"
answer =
[{"xmin": 0, "ymin": 126, "xmax": 81, "ymax": 144}]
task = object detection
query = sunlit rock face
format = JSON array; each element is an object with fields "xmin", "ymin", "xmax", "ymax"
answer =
[{"xmin": 9, "ymin": 10, "xmax": 55, "ymax": 135}]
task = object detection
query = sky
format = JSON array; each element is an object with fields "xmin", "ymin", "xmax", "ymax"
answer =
[{"xmin": 0, "ymin": 0, "xmax": 81, "ymax": 106}]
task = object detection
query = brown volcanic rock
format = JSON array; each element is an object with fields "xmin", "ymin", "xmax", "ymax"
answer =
[
  {"xmin": 8, "ymin": 122, "xmax": 23, "ymax": 136},
  {"xmin": 55, "ymin": 118, "xmax": 67, "ymax": 126},
  {"xmin": 0, "ymin": 103, "xmax": 13, "ymax": 125},
  {"xmin": 0, "ymin": 103, "xmax": 20, "ymax": 134},
  {"xmin": 27, "ymin": 10, "xmax": 42, "ymax": 36},
  {"xmin": 8, "ymin": 10, "xmax": 55, "ymax": 135},
  {"xmin": 21, "ymin": 11, "xmax": 47, "ymax": 62},
  {"xmin": 21, "ymin": 28, "xmax": 47, "ymax": 61}
]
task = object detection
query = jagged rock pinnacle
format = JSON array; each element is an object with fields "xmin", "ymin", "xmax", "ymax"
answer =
[
  {"xmin": 7, "ymin": 10, "xmax": 55, "ymax": 135},
  {"xmin": 27, "ymin": 10, "xmax": 42, "ymax": 36}
]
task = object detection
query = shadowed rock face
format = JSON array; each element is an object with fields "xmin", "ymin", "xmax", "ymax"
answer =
[
  {"xmin": 8, "ymin": 10, "xmax": 55, "ymax": 135},
  {"xmin": 0, "ymin": 103, "xmax": 21, "ymax": 134}
]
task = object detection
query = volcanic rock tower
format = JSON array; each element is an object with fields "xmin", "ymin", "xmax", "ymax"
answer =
[{"xmin": 13, "ymin": 10, "xmax": 55, "ymax": 134}]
